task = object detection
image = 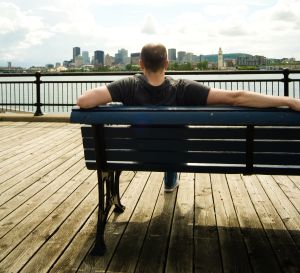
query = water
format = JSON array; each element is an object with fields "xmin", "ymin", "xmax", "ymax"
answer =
[{"xmin": 0, "ymin": 73, "xmax": 299, "ymax": 114}]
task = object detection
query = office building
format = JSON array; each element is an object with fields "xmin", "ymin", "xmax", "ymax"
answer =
[
  {"xmin": 75, "ymin": 55, "xmax": 83, "ymax": 67},
  {"xmin": 73, "ymin": 47, "xmax": 80, "ymax": 63},
  {"xmin": 115, "ymin": 48, "xmax": 129, "ymax": 65},
  {"xmin": 82, "ymin": 51, "xmax": 90, "ymax": 65},
  {"xmin": 104, "ymin": 54, "xmax": 114, "ymax": 66},
  {"xmin": 168, "ymin": 48, "xmax": 176, "ymax": 62},
  {"xmin": 177, "ymin": 51, "xmax": 186, "ymax": 63},
  {"xmin": 131, "ymin": 53, "xmax": 141, "ymax": 65},
  {"xmin": 94, "ymin": 50, "xmax": 104, "ymax": 66},
  {"xmin": 237, "ymin": 55, "xmax": 266, "ymax": 66}
]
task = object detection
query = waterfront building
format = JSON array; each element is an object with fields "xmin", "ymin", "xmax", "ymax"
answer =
[
  {"xmin": 104, "ymin": 54, "xmax": 114, "ymax": 66},
  {"xmin": 82, "ymin": 51, "xmax": 90, "ymax": 65},
  {"xmin": 237, "ymin": 55, "xmax": 266, "ymax": 66},
  {"xmin": 63, "ymin": 60, "xmax": 72, "ymax": 68},
  {"xmin": 73, "ymin": 47, "xmax": 80, "ymax": 62},
  {"xmin": 94, "ymin": 50, "xmax": 104, "ymax": 66},
  {"xmin": 224, "ymin": 59, "xmax": 236, "ymax": 69},
  {"xmin": 115, "ymin": 49, "xmax": 129, "ymax": 65},
  {"xmin": 131, "ymin": 53, "xmax": 141, "ymax": 65},
  {"xmin": 8, "ymin": 62, "xmax": 12, "ymax": 69},
  {"xmin": 177, "ymin": 51, "xmax": 186, "ymax": 63},
  {"xmin": 75, "ymin": 55, "xmax": 83, "ymax": 67},
  {"xmin": 168, "ymin": 48, "xmax": 176, "ymax": 62},
  {"xmin": 218, "ymin": 48, "xmax": 224, "ymax": 70}
]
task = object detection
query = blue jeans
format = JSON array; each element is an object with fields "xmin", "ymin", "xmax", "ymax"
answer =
[{"xmin": 164, "ymin": 172, "xmax": 178, "ymax": 188}]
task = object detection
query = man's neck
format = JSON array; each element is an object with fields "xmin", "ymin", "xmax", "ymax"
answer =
[{"xmin": 143, "ymin": 69, "xmax": 165, "ymax": 86}]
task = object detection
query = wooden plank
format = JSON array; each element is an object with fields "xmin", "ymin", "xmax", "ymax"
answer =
[
  {"xmin": 254, "ymin": 153, "xmax": 300, "ymax": 166},
  {"xmin": 255, "ymin": 127, "xmax": 300, "ymax": 140},
  {"xmin": 105, "ymin": 150, "xmax": 245, "ymax": 164},
  {"xmin": 135, "ymin": 173, "xmax": 177, "ymax": 273},
  {"xmin": 48, "ymin": 171, "xmax": 136, "ymax": 273},
  {"xmin": 0, "ymin": 128, "xmax": 81, "ymax": 184},
  {"xmin": 254, "ymin": 141, "xmax": 300, "ymax": 153},
  {"xmin": 78, "ymin": 171, "xmax": 151, "ymax": 272},
  {"xmin": 226, "ymin": 174, "xmax": 281, "ymax": 273},
  {"xmin": 211, "ymin": 173, "xmax": 252, "ymax": 273},
  {"xmin": 243, "ymin": 175, "xmax": 300, "ymax": 273},
  {"xmin": 288, "ymin": 176, "xmax": 300, "ymax": 190},
  {"xmin": 104, "ymin": 126, "xmax": 246, "ymax": 139},
  {"xmin": 0, "ymin": 171, "xmax": 96, "ymax": 272},
  {"xmin": 194, "ymin": 173, "xmax": 223, "ymax": 273},
  {"xmin": 0, "ymin": 158, "xmax": 85, "ymax": 237},
  {"xmin": 106, "ymin": 171, "xmax": 163, "ymax": 273},
  {"xmin": 0, "ymin": 135, "xmax": 81, "ymax": 189},
  {"xmin": 0, "ymin": 127, "xmax": 47, "ymax": 147},
  {"xmin": 20, "ymin": 187, "xmax": 98, "ymax": 273},
  {"xmin": 0, "ymin": 126, "xmax": 74, "ymax": 158},
  {"xmin": 105, "ymin": 139, "xmax": 246, "ymax": 152},
  {"xmin": 0, "ymin": 124, "xmax": 76, "ymax": 158},
  {"xmin": 271, "ymin": 175, "xmax": 300, "ymax": 212},
  {"xmin": 257, "ymin": 175, "xmax": 300, "ymax": 248},
  {"xmin": 0, "ymin": 128, "xmax": 77, "ymax": 171},
  {"xmin": 166, "ymin": 173, "xmax": 194, "ymax": 273},
  {"xmin": 0, "ymin": 140, "xmax": 82, "ymax": 205}
]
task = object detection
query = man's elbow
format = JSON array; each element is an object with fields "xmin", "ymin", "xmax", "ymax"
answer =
[
  {"xmin": 76, "ymin": 97, "xmax": 90, "ymax": 108},
  {"xmin": 231, "ymin": 91, "xmax": 246, "ymax": 107}
]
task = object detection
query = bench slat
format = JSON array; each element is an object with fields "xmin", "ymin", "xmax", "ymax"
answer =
[
  {"xmin": 103, "ymin": 150, "xmax": 245, "ymax": 164},
  {"xmin": 255, "ymin": 127, "xmax": 300, "ymax": 140},
  {"xmin": 254, "ymin": 141, "xmax": 300, "ymax": 153},
  {"xmin": 104, "ymin": 127, "xmax": 247, "ymax": 140},
  {"xmin": 254, "ymin": 153, "xmax": 300, "ymax": 165},
  {"xmin": 105, "ymin": 139, "xmax": 246, "ymax": 152}
]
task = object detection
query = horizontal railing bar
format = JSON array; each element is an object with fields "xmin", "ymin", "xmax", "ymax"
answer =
[
  {"xmin": 1, "ymin": 70, "xmax": 300, "ymax": 78},
  {"xmin": 1, "ymin": 79, "xmax": 297, "ymax": 84}
]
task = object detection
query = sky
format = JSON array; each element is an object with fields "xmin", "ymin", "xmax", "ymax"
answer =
[{"xmin": 0, "ymin": 0, "xmax": 299, "ymax": 67}]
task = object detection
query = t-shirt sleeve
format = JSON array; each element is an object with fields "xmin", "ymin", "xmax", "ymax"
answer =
[
  {"xmin": 106, "ymin": 77, "xmax": 134, "ymax": 104},
  {"xmin": 179, "ymin": 80, "xmax": 210, "ymax": 106}
]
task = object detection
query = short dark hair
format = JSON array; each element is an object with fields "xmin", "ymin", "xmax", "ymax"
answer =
[{"xmin": 141, "ymin": 43, "xmax": 167, "ymax": 72}]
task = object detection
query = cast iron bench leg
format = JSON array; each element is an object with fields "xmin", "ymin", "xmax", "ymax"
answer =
[
  {"xmin": 112, "ymin": 170, "xmax": 125, "ymax": 213},
  {"xmin": 91, "ymin": 171, "xmax": 125, "ymax": 256}
]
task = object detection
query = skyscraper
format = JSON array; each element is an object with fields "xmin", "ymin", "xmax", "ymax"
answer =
[
  {"xmin": 131, "ymin": 53, "xmax": 141, "ymax": 65},
  {"xmin": 177, "ymin": 51, "xmax": 186, "ymax": 64},
  {"xmin": 94, "ymin": 50, "xmax": 104, "ymax": 66},
  {"xmin": 73, "ymin": 47, "xmax": 80, "ymax": 63},
  {"xmin": 168, "ymin": 48, "xmax": 176, "ymax": 62},
  {"xmin": 82, "ymin": 51, "xmax": 90, "ymax": 65},
  {"xmin": 115, "ymin": 49, "xmax": 129, "ymax": 65}
]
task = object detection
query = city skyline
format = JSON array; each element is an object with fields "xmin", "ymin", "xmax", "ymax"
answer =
[{"xmin": 0, "ymin": 0, "xmax": 300, "ymax": 67}]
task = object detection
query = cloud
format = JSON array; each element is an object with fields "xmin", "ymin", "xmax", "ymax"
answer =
[
  {"xmin": 0, "ymin": 2, "xmax": 54, "ymax": 64},
  {"xmin": 1, "ymin": 0, "xmax": 300, "ymax": 67}
]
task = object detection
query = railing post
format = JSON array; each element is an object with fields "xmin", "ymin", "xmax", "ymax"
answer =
[
  {"xmin": 282, "ymin": 68, "xmax": 291, "ymax": 97},
  {"xmin": 34, "ymin": 72, "xmax": 43, "ymax": 116}
]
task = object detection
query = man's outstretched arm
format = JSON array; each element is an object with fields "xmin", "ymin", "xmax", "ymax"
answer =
[
  {"xmin": 207, "ymin": 88, "xmax": 300, "ymax": 111},
  {"xmin": 76, "ymin": 85, "xmax": 112, "ymax": 108}
]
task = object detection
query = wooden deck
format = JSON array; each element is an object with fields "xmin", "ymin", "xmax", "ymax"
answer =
[{"xmin": 0, "ymin": 121, "xmax": 299, "ymax": 273}]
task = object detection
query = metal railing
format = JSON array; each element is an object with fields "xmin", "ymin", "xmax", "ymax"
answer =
[{"xmin": 0, "ymin": 69, "xmax": 299, "ymax": 115}]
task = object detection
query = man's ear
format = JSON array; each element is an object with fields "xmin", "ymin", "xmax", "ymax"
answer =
[
  {"xmin": 139, "ymin": 59, "xmax": 145, "ymax": 69},
  {"xmin": 164, "ymin": 59, "xmax": 169, "ymax": 70}
]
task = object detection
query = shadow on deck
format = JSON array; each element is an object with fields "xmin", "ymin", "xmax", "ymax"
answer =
[{"xmin": 0, "ymin": 121, "xmax": 299, "ymax": 273}]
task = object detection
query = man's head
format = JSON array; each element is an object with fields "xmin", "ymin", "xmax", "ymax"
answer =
[{"xmin": 140, "ymin": 43, "xmax": 168, "ymax": 73}]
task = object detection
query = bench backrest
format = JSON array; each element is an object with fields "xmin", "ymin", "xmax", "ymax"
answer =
[{"xmin": 71, "ymin": 106, "xmax": 300, "ymax": 175}]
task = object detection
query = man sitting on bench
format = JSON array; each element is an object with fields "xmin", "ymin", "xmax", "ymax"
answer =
[{"xmin": 77, "ymin": 43, "xmax": 300, "ymax": 192}]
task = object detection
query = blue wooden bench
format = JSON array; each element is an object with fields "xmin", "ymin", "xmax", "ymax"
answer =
[{"xmin": 70, "ymin": 105, "xmax": 300, "ymax": 255}]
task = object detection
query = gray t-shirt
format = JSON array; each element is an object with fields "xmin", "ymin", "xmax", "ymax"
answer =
[{"xmin": 107, "ymin": 74, "xmax": 210, "ymax": 106}]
